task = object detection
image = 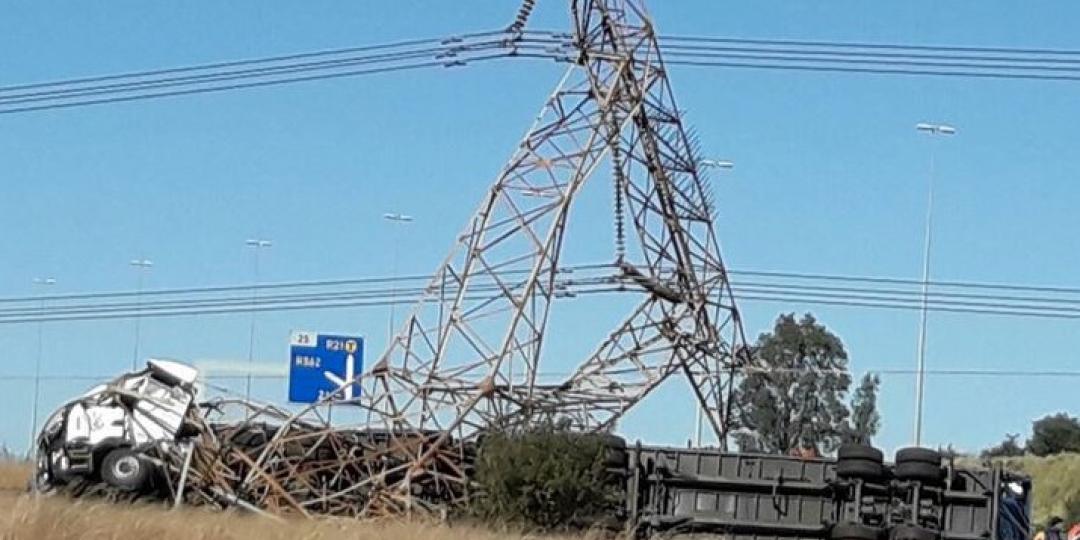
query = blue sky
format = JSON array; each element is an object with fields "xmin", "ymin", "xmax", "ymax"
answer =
[{"xmin": 3, "ymin": 1, "xmax": 1080, "ymax": 455}]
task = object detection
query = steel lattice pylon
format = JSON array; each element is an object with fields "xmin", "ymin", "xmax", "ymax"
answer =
[{"xmin": 240, "ymin": 0, "xmax": 752, "ymax": 516}]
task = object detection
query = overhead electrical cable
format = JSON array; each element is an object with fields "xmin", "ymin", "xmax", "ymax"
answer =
[
  {"xmin": 0, "ymin": 285, "xmax": 626, "ymax": 324},
  {"xmin": 657, "ymin": 34, "xmax": 1080, "ymax": 58},
  {"xmin": 0, "ymin": 34, "xmax": 565, "ymax": 114},
  {"xmin": 9, "ymin": 31, "xmax": 1080, "ymax": 114},
  {"xmin": 9, "ymin": 271, "xmax": 1080, "ymax": 323},
  {"xmin": 0, "ymin": 262, "xmax": 614, "ymax": 304},
  {"xmin": 0, "ymin": 35, "xmax": 448, "ymax": 94},
  {"xmin": 7, "ymin": 277, "xmax": 1080, "ymax": 319},
  {"xmin": 0, "ymin": 276, "xmax": 616, "ymax": 318},
  {"xmin": 8, "ymin": 262, "xmax": 1080, "ymax": 306}
]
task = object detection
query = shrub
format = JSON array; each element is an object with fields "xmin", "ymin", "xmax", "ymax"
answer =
[
  {"xmin": 982, "ymin": 434, "xmax": 1025, "ymax": 458},
  {"xmin": 1029, "ymin": 414, "xmax": 1080, "ymax": 457},
  {"xmin": 470, "ymin": 425, "xmax": 620, "ymax": 531}
]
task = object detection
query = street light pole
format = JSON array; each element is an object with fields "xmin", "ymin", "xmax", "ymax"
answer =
[
  {"xmin": 694, "ymin": 158, "xmax": 734, "ymax": 448},
  {"xmin": 245, "ymin": 238, "xmax": 272, "ymax": 403},
  {"xmin": 383, "ymin": 213, "xmax": 414, "ymax": 347},
  {"xmin": 29, "ymin": 277, "xmax": 56, "ymax": 452},
  {"xmin": 129, "ymin": 259, "xmax": 153, "ymax": 371},
  {"xmin": 913, "ymin": 122, "xmax": 955, "ymax": 447}
]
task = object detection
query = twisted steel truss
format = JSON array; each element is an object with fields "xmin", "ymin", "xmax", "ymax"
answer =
[{"xmin": 233, "ymin": 0, "xmax": 752, "ymax": 516}]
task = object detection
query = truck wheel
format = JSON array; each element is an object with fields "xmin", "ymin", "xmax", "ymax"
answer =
[
  {"xmin": 894, "ymin": 461, "xmax": 944, "ymax": 484},
  {"xmin": 598, "ymin": 433, "xmax": 628, "ymax": 468},
  {"xmin": 838, "ymin": 443, "xmax": 884, "ymax": 463},
  {"xmin": 30, "ymin": 444, "xmax": 55, "ymax": 493},
  {"xmin": 836, "ymin": 443, "xmax": 884, "ymax": 480},
  {"xmin": 837, "ymin": 459, "xmax": 884, "ymax": 479},
  {"xmin": 892, "ymin": 525, "xmax": 939, "ymax": 540},
  {"xmin": 101, "ymin": 448, "xmax": 150, "ymax": 492},
  {"xmin": 832, "ymin": 523, "xmax": 883, "ymax": 540},
  {"xmin": 895, "ymin": 447, "xmax": 942, "ymax": 466},
  {"xmin": 894, "ymin": 447, "xmax": 944, "ymax": 484}
]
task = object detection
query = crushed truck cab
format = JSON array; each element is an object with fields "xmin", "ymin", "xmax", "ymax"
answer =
[{"xmin": 33, "ymin": 359, "xmax": 199, "ymax": 493}]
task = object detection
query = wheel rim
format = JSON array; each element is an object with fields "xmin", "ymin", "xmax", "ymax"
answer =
[
  {"xmin": 34, "ymin": 445, "xmax": 51, "ymax": 485},
  {"xmin": 113, "ymin": 455, "xmax": 140, "ymax": 480}
]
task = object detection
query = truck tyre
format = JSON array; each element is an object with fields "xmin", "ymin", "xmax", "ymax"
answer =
[
  {"xmin": 598, "ymin": 433, "xmax": 628, "ymax": 468},
  {"xmin": 894, "ymin": 461, "xmax": 944, "ymax": 484},
  {"xmin": 30, "ymin": 443, "xmax": 55, "ymax": 493},
  {"xmin": 836, "ymin": 443, "xmax": 884, "ymax": 480},
  {"xmin": 832, "ymin": 523, "xmax": 883, "ymax": 540},
  {"xmin": 837, "ymin": 459, "xmax": 884, "ymax": 480},
  {"xmin": 101, "ymin": 448, "xmax": 151, "ymax": 492},
  {"xmin": 892, "ymin": 525, "xmax": 939, "ymax": 540},
  {"xmin": 895, "ymin": 448, "xmax": 942, "ymax": 466},
  {"xmin": 838, "ymin": 443, "xmax": 884, "ymax": 463}
]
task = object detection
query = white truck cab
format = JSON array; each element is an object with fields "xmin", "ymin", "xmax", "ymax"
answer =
[{"xmin": 33, "ymin": 359, "xmax": 200, "ymax": 493}]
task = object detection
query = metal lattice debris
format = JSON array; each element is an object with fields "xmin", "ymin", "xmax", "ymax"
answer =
[
  {"xmin": 234, "ymin": 0, "xmax": 752, "ymax": 516},
  {"xmin": 34, "ymin": 0, "xmax": 752, "ymax": 520}
]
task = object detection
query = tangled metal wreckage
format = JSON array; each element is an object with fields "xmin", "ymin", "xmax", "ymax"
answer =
[
  {"xmin": 34, "ymin": 361, "xmax": 1035, "ymax": 540},
  {"xmin": 34, "ymin": 0, "xmax": 761, "ymax": 520}
]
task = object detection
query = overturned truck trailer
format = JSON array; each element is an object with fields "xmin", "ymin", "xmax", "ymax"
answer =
[{"xmin": 620, "ymin": 443, "xmax": 1030, "ymax": 540}]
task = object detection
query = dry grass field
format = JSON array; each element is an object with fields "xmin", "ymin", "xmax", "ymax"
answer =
[{"xmin": 0, "ymin": 461, "xmax": 601, "ymax": 540}]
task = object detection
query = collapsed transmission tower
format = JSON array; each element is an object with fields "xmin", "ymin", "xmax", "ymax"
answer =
[{"xmin": 241, "ymin": 0, "xmax": 752, "ymax": 516}]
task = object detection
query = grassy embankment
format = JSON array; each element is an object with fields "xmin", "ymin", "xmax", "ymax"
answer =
[
  {"xmin": 986, "ymin": 453, "xmax": 1080, "ymax": 526},
  {"xmin": 0, "ymin": 461, "xmax": 600, "ymax": 540},
  {"xmin": 10, "ymin": 453, "xmax": 1080, "ymax": 538}
]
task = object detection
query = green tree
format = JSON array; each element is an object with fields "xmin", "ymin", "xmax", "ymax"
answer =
[
  {"xmin": 981, "ymin": 433, "xmax": 1025, "ymax": 458},
  {"xmin": 845, "ymin": 373, "xmax": 881, "ymax": 445},
  {"xmin": 1028, "ymin": 413, "xmax": 1080, "ymax": 457},
  {"xmin": 733, "ymin": 313, "xmax": 853, "ymax": 455}
]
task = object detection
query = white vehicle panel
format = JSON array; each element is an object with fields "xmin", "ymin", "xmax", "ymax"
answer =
[
  {"xmin": 129, "ymin": 378, "xmax": 194, "ymax": 444},
  {"xmin": 148, "ymin": 359, "xmax": 198, "ymax": 386}
]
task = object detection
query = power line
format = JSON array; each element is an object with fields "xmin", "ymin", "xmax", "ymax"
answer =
[
  {"xmin": 0, "ymin": 55, "xmax": 504, "ymax": 115},
  {"xmin": 658, "ymin": 34, "xmax": 1080, "ymax": 58},
  {"xmin": 661, "ymin": 50, "xmax": 1080, "ymax": 75},
  {"xmin": 0, "ymin": 38, "xmax": 557, "ymax": 105},
  {"xmin": 6, "ymin": 283, "xmax": 1080, "ymax": 324},
  {"xmin": 0, "ymin": 285, "xmax": 625, "ymax": 324},
  {"xmin": 0, "ymin": 47, "xmax": 456, "ymax": 105},
  {"xmin": 0, "ymin": 262, "xmax": 613, "ymax": 304},
  {"xmin": 8, "ymin": 263, "xmax": 1080, "ymax": 306},
  {"xmin": 661, "ymin": 58, "xmax": 1080, "ymax": 83},
  {"xmin": 0, "ymin": 36, "xmax": 448, "ymax": 94},
  {"xmin": 0, "ymin": 275, "xmax": 615, "ymax": 318},
  {"xmin": 659, "ymin": 43, "xmax": 1080, "ymax": 66},
  {"xmin": 9, "ymin": 264, "xmax": 1080, "ymax": 323},
  {"xmin": 9, "ymin": 30, "xmax": 1080, "ymax": 116},
  {"xmin": 0, "ymin": 34, "xmax": 564, "ymax": 115},
  {"xmin": 732, "ymin": 292, "xmax": 1080, "ymax": 321},
  {"xmin": 728, "ymin": 268, "xmax": 1080, "ymax": 295}
]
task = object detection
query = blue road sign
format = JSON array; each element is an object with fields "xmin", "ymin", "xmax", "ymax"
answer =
[{"xmin": 288, "ymin": 331, "xmax": 363, "ymax": 403}]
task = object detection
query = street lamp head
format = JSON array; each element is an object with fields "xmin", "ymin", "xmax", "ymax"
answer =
[
  {"xmin": 383, "ymin": 213, "xmax": 414, "ymax": 223},
  {"xmin": 33, "ymin": 277, "xmax": 56, "ymax": 285},
  {"xmin": 246, "ymin": 239, "xmax": 272, "ymax": 248},
  {"xmin": 700, "ymin": 159, "xmax": 735, "ymax": 170},
  {"xmin": 916, "ymin": 122, "xmax": 957, "ymax": 135},
  {"xmin": 129, "ymin": 259, "xmax": 153, "ymax": 268}
]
